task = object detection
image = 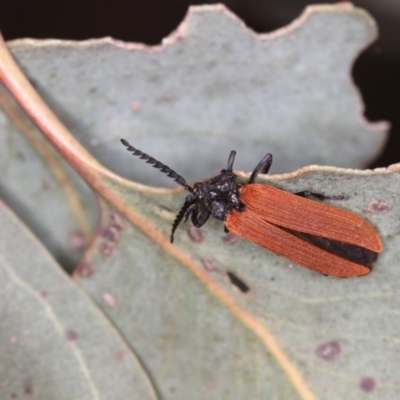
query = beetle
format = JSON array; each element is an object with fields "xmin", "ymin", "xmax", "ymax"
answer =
[{"xmin": 121, "ymin": 138, "xmax": 382, "ymax": 277}]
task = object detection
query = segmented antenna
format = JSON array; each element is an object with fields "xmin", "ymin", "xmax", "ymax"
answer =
[
  {"xmin": 170, "ymin": 200, "xmax": 193, "ymax": 243},
  {"xmin": 121, "ymin": 139, "xmax": 191, "ymax": 190}
]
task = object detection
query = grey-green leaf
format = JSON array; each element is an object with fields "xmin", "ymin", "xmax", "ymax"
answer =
[
  {"xmin": 1, "ymin": 3, "xmax": 387, "ymax": 270},
  {"xmin": 0, "ymin": 3, "xmax": 395, "ymax": 400},
  {"xmin": 7, "ymin": 3, "xmax": 386, "ymax": 188},
  {"xmin": 75, "ymin": 160, "xmax": 400, "ymax": 400},
  {"xmin": 0, "ymin": 201, "xmax": 158, "ymax": 400}
]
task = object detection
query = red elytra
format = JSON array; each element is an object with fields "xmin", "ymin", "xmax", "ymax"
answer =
[{"xmin": 225, "ymin": 184, "xmax": 382, "ymax": 277}]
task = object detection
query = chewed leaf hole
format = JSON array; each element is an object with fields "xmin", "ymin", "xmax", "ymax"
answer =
[{"xmin": 227, "ymin": 271, "xmax": 250, "ymax": 293}]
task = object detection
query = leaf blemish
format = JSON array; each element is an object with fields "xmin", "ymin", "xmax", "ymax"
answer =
[
  {"xmin": 99, "ymin": 212, "xmax": 125, "ymax": 257},
  {"xmin": 23, "ymin": 378, "xmax": 33, "ymax": 395},
  {"xmin": 114, "ymin": 350, "xmax": 125, "ymax": 361},
  {"xmin": 202, "ymin": 258, "xmax": 218, "ymax": 272},
  {"xmin": 41, "ymin": 178, "xmax": 51, "ymax": 190},
  {"xmin": 69, "ymin": 229, "xmax": 85, "ymax": 252},
  {"xmin": 227, "ymin": 271, "xmax": 250, "ymax": 293},
  {"xmin": 110, "ymin": 212, "xmax": 125, "ymax": 230},
  {"xmin": 365, "ymin": 200, "xmax": 392, "ymax": 214},
  {"xmin": 315, "ymin": 341, "xmax": 341, "ymax": 361},
  {"xmin": 102, "ymin": 292, "xmax": 117, "ymax": 308},
  {"xmin": 99, "ymin": 241, "xmax": 117, "ymax": 257},
  {"xmin": 102, "ymin": 226, "xmax": 121, "ymax": 242},
  {"xmin": 188, "ymin": 226, "xmax": 206, "ymax": 243},
  {"xmin": 65, "ymin": 329, "xmax": 79, "ymax": 342},
  {"xmin": 359, "ymin": 377, "xmax": 376, "ymax": 392},
  {"xmin": 74, "ymin": 259, "xmax": 95, "ymax": 278}
]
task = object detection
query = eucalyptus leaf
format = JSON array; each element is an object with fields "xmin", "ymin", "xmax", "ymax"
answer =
[
  {"xmin": 0, "ymin": 201, "xmax": 157, "ymax": 400},
  {"xmin": 0, "ymin": 87, "xmax": 97, "ymax": 271},
  {"xmin": 0, "ymin": 2, "xmax": 387, "ymax": 270},
  {"xmin": 75, "ymin": 159, "xmax": 400, "ymax": 400},
  {"xmin": 0, "ymin": 3, "xmax": 396, "ymax": 400},
  {"xmin": 6, "ymin": 3, "xmax": 386, "ymax": 186}
]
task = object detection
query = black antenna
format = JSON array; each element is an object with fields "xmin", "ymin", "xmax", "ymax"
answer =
[
  {"xmin": 170, "ymin": 200, "xmax": 193, "ymax": 243},
  {"xmin": 121, "ymin": 139, "xmax": 192, "ymax": 191}
]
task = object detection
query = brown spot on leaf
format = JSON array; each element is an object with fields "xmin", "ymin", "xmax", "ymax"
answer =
[
  {"xmin": 99, "ymin": 241, "xmax": 117, "ymax": 256},
  {"xmin": 69, "ymin": 229, "xmax": 85, "ymax": 252},
  {"xmin": 202, "ymin": 259, "xmax": 218, "ymax": 272},
  {"xmin": 99, "ymin": 213, "xmax": 125, "ymax": 256},
  {"xmin": 365, "ymin": 200, "xmax": 392, "ymax": 214},
  {"xmin": 222, "ymin": 232, "xmax": 237, "ymax": 245},
  {"xmin": 10, "ymin": 393, "xmax": 17, "ymax": 398},
  {"xmin": 40, "ymin": 290, "xmax": 48, "ymax": 298},
  {"xmin": 65, "ymin": 329, "xmax": 79, "ymax": 342},
  {"xmin": 360, "ymin": 377, "xmax": 376, "ymax": 392},
  {"xmin": 110, "ymin": 212, "xmax": 125, "ymax": 230},
  {"xmin": 102, "ymin": 292, "xmax": 117, "ymax": 308},
  {"xmin": 10, "ymin": 336, "xmax": 18, "ymax": 345},
  {"xmin": 315, "ymin": 341, "xmax": 341, "ymax": 361},
  {"xmin": 188, "ymin": 226, "xmax": 206, "ymax": 243},
  {"xmin": 74, "ymin": 260, "xmax": 95, "ymax": 278},
  {"xmin": 23, "ymin": 378, "xmax": 33, "ymax": 395},
  {"xmin": 102, "ymin": 226, "xmax": 121, "ymax": 242}
]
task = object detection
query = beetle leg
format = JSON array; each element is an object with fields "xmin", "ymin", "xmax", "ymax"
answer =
[{"xmin": 191, "ymin": 208, "xmax": 211, "ymax": 228}]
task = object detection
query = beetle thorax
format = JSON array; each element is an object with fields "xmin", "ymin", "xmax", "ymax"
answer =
[{"xmin": 189, "ymin": 172, "xmax": 244, "ymax": 220}]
